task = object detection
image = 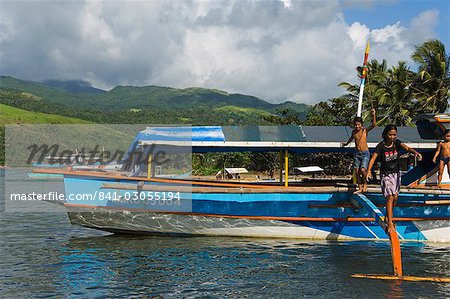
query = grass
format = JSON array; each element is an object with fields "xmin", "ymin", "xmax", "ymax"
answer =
[
  {"xmin": 0, "ymin": 103, "xmax": 91, "ymax": 124},
  {"xmin": 214, "ymin": 105, "xmax": 270, "ymax": 116}
]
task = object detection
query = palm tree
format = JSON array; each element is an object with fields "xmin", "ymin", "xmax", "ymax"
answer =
[
  {"xmin": 338, "ymin": 59, "xmax": 389, "ymax": 123},
  {"xmin": 339, "ymin": 59, "xmax": 417, "ymax": 125},
  {"xmin": 411, "ymin": 39, "xmax": 450, "ymax": 113},
  {"xmin": 378, "ymin": 62, "xmax": 416, "ymax": 125}
]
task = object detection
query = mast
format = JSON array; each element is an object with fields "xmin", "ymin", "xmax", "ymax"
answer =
[{"xmin": 357, "ymin": 40, "xmax": 370, "ymax": 117}]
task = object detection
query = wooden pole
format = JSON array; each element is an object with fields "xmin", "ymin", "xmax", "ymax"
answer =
[
  {"xmin": 147, "ymin": 152, "xmax": 152, "ymax": 179},
  {"xmin": 352, "ymin": 194, "xmax": 402, "ymax": 276},
  {"xmin": 284, "ymin": 150, "xmax": 289, "ymax": 187},
  {"xmin": 357, "ymin": 40, "xmax": 370, "ymax": 117},
  {"xmin": 279, "ymin": 150, "xmax": 283, "ymax": 184},
  {"xmin": 223, "ymin": 154, "xmax": 226, "ymax": 180}
]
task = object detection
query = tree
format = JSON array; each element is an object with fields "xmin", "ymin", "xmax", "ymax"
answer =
[
  {"xmin": 339, "ymin": 59, "xmax": 389, "ymax": 123},
  {"xmin": 374, "ymin": 61, "xmax": 416, "ymax": 125},
  {"xmin": 411, "ymin": 39, "xmax": 450, "ymax": 113},
  {"xmin": 339, "ymin": 59, "xmax": 417, "ymax": 125},
  {"xmin": 314, "ymin": 96, "xmax": 357, "ymax": 126},
  {"xmin": 302, "ymin": 105, "xmax": 335, "ymax": 126},
  {"xmin": 261, "ymin": 108, "xmax": 303, "ymax": 125}
]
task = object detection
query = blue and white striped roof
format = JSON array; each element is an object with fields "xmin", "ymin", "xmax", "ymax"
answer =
[
  {"xmin": 137, "ymin": 126, "xmax": 226, "ymax": 142},
  {"xmin": 124, "ymin": 125, "xmax": 437, "ymax": 155}
]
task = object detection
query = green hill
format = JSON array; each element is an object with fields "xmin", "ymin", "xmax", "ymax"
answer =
[
  {"xmin": 97, "ymin": 85, "xmax": 277, "ymax": 111},
  {"xmin": 0, "ymin": 103, "xmax": 90, "ymax": 124},
  {"xmin": 0, "ymin": 76, "xmax": 309, "ymax": 118},
  {"xmin": 41, "ymin": 79, "xmax": 105, "ymax": 94}
]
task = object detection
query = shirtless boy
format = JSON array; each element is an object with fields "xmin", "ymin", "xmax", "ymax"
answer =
[
  {"xmin": 432, "ymin": 129, "xmax": 450, "ymax": 188},
  {"xmin": 342, "ymin": 108, "xmax": 376, "ymax": 193}
]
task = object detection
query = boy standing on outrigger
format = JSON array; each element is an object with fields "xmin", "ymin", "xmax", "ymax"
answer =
[
  {"xmin": 342, "ymin": 108, "xmax": 376, "ymax": 193},
  {"xmin": 432, "ymin": 129, "xmax": 450, "ymax": 188}
]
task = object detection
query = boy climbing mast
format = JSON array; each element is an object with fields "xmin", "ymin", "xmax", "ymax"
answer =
[
  {"xmin": 432, "ymin": 129, "xmax": 450, "ymax": 188},
  {"xmin": 342, "ymin": 108, "xmax": 376, "ymax": 193}
]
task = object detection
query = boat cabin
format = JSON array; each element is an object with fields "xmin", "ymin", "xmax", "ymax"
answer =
[{"xmin": 120, "ymin": 125, "xmax": 440, "ymax": 187}]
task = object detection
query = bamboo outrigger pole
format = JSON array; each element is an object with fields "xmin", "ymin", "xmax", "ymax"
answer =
[{"xmin": 356, "ymin": 41, "xmax": 370, "ymax": 117}]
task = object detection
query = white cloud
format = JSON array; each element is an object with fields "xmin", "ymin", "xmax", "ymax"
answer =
[
  {"xmin": 408, "ymin": 9, "xmax": 439, "ymax": 44},
  {"xmin": 371, "ymin": 22, "xmax": 405, "ymax": 45},
  {"xmin": 347, "ymin": 22, "xmax": 370, "ymax": 49},
  {"xmin": 0, "ymin": 0, "xmax": 443, "ymax": 104}
]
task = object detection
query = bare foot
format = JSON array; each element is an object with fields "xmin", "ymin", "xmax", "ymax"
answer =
[
  {"xmin": 363, "ymin": 186, "xmax": 368, "ymax": 192},
  {"xmin": 353, "ymin": 189, "xmax": 362, "ymax": 194},
  {"xmin": 386, "ymin": 221, "xmax": 395, "ymax": 232}
]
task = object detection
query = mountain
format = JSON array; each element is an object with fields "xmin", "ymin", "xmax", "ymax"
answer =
[
  {"xmin": 0, "ymin": 76, "xmax": 309, "ymax": 116},
  {"xmin": 0, "ymin": 76, "xmax": 90, "ymax": 108},
  {"xmin": 41, "ymin": 80, "xmax": 105, "ymax": 94}
]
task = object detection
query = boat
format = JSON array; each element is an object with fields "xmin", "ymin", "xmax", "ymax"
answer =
[{"xmin": 34, "ymin": 123, "xmax": 449, "ymax": 242}]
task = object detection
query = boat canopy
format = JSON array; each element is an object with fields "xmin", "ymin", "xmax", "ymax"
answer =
[
  {"xmin": 415, "ymin": 113, "xmax": 450, "ymax": 140},
  {"xmin": 124, "ymin": 125, "xmax": 438, "ymax": 156}
]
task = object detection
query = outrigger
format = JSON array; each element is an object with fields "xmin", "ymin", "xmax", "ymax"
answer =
[
  {"xmin": 351, "ymin": 112, "xmax": 450, "ymax": 282},
  {"xmin": 33, "ymin": 120, "xmax": 450, "ymax": 282}
]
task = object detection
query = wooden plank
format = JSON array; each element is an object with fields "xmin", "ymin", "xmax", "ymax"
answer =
[
  {"xmin": 353, "ymin": 194, "xmax": 387, "ymax": 230},
  {"xmin": 33, "ymin": 168, "xmax": 275, "ymax": 189},
  {"xmin": 310, "ymin": 201, "xmax": 450, "ymax": 208},
  {"xmin": 33, "ymin": 168, "xmax": 450, "ymax": 195},
  {"xmin": 101, "ymin": 183, "xmax": 349, "ymax": 194},
  {"xmin": 353, "ymin": 194, "xmax": 402, "ymax": 277},
  {"xmin": 349, "ymin": 197, "xmax": 362, "ymax": 209},
  {"xmin": 351, "ymin": 274, "xmax": 450, "ymax": 282}
]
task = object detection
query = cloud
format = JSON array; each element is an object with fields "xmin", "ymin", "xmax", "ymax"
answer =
[
  {"xmin": 408, "ymin": 9, "xmax": 439, "ymax": 44},
  {"xmin": 0, "ymin": 0, "xmax": 443, "ymax": 104},
  {"xmin": 341, "ymin": 0, "xmax": 377, "ymax": 10},
  {"xmin": 347, "ymin": 22, "xmax": 370, "ymax": 49}
]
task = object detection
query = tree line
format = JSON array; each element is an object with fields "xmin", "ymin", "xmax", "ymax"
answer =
[{"xmin": 304, "ymin": 39, "xmax": 448, "ymax": 126}]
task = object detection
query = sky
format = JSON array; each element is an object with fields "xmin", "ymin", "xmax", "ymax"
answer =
[{"xmin": 0, "ymin": 0, "xmax": 449, "ymax": 104}]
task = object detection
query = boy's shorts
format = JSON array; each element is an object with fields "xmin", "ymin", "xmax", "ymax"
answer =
[
  {"xmin": 354, "ymin": 150, "xmax": 370, "ymax": 170},
  {"xmin": 440, "ymin": 156, "xmax": 450, "ymax": 164},
  {"xmin": 380, "ymin": 172, "xmax": 401, "ymax": 197}
]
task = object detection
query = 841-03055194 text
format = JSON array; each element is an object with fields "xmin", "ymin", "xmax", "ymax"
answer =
[
  {"xmin": 9, "ymin": 191, "xmax": 182, "ymax": 206},
  {"xmin": 68, "ymin": 191, "xmax": 182, "ymax": 206}
]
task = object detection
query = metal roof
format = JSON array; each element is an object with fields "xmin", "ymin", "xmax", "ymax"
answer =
[{"xmin": 129, "ymin": 125, "xmax": 439, "ymax": 154}]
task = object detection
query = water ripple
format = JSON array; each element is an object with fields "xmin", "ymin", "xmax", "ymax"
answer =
[{"xmin": 1, "ymin": 171, "xmax": 450, "ymax": 298}]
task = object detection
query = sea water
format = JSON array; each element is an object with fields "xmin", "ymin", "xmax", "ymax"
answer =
[{"xmin": 1, "ymin": 169, "xmax": 449, "ymax": 298}]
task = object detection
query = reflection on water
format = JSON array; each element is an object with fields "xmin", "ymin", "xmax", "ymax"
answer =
[{"xmin": 1, "ymin": 170, "xmax": 450, "ymax": 298}]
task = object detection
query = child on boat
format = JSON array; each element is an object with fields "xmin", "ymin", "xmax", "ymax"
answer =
[
  {"xmin": 342, "ymin": 108, "xmax": 376, "ymax": 193},
  {"xmin": 367, "ymin": 125, "xmax": 422, "ymax": 229},
  {"xmin": 432, "ymin": 129, "xmax": 450, "ymax": 188}
]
